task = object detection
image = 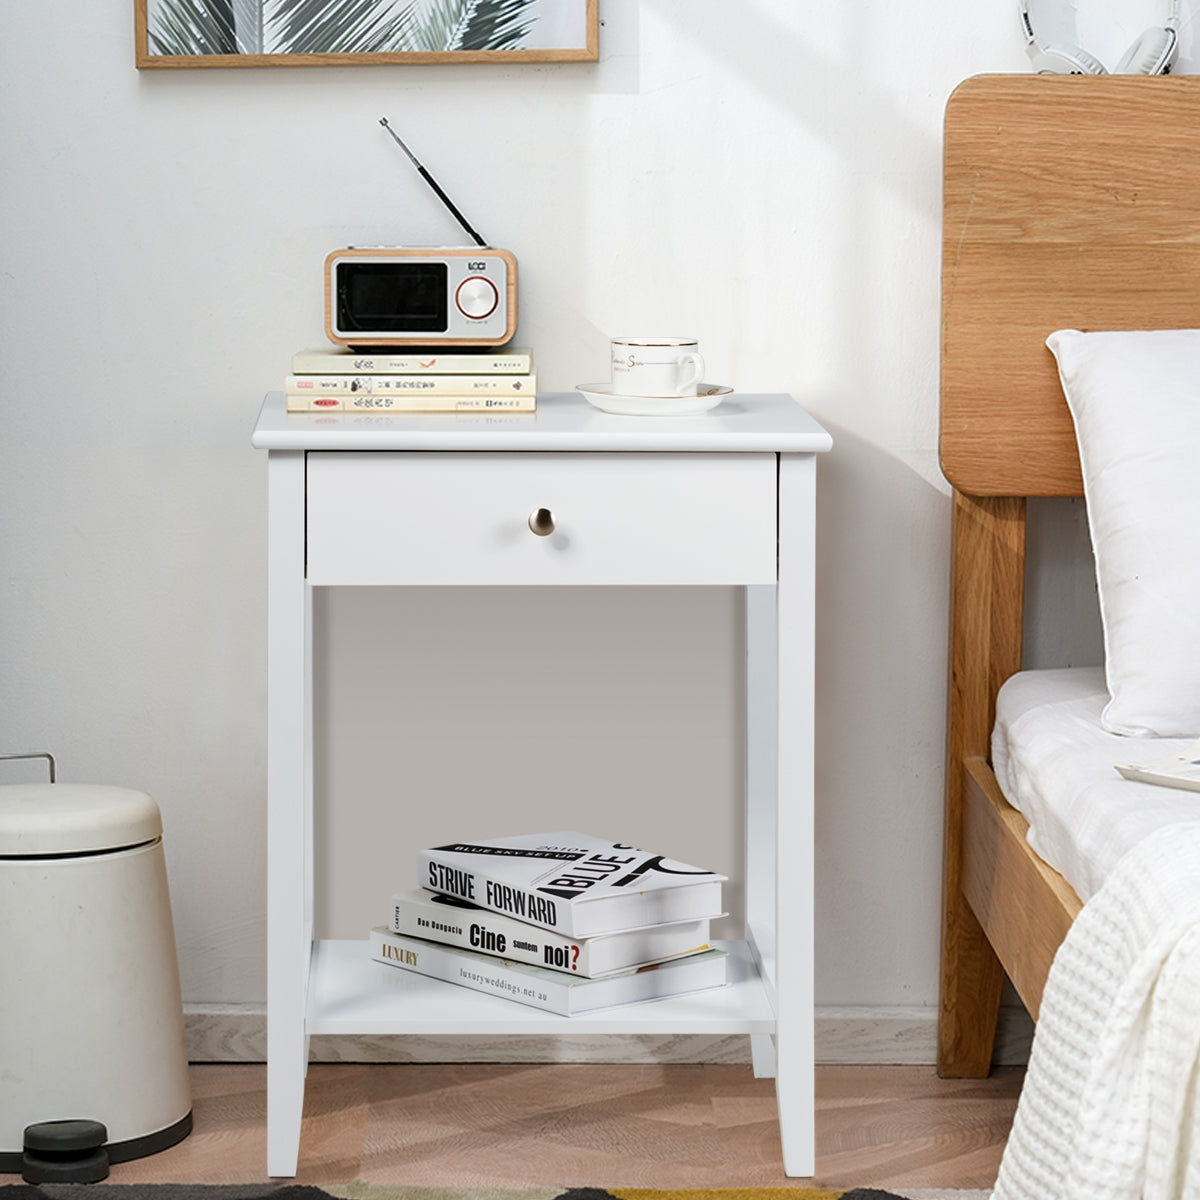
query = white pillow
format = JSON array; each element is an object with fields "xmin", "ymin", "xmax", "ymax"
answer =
[{"xmin": 1046, "ymin": 329, "xmax": 1200, "ymax": 738}]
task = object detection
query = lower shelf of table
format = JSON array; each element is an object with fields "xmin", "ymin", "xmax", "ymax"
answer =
[{"xmin": 305, "ymin": 937, "xmax": 776, "ymax": 1037}]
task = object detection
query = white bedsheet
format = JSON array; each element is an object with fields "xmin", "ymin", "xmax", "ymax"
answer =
[{"xmin": 992, "ymin": 667, "xmax": 1196, "ymax": 901}]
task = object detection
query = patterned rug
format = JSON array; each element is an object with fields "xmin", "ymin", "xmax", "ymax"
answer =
[{"xmin": 0, "ymin": 1185, "xmax": 992, "ymax": 1200}]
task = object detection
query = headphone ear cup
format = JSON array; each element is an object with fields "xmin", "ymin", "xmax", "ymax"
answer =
[
  {"xmin": 1029, "ymin": 42, "xmax": 1108, "ymax": 73},
  {"xmin": 1115, "ymin": 28, "xmax": 1174, "ymax": 74}
]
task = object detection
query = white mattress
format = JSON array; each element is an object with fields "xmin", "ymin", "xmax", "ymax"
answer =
[{"xmin": 992, "ymin": 667, "xmax": 1196, "ymax": 902}]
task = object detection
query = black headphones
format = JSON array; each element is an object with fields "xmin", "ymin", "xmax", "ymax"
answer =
[{"xmin": 1019, "ymin": 0, "xmax": 1180, "ymax": 73}]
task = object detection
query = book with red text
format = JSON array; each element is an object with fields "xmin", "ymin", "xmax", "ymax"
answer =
[
  {"xmin": 286, "ymin": 391, "xmax": 535, "ymax": 413},
  {"xmin": 389, "ymin": 888, "xmax": 714, "ymax": 978},
  {"xmin": 417, "ymin": 832, "xmax": 725, "ymax": 938},
  {"xmin": 369, "ymin": 926, "xmax": 727, "ymax": 1016},
  {"xmin": 285, "ymin": 372, "xmax": 536, "ymax": 396}
]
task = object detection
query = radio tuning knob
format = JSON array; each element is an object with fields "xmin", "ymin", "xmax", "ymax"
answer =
[{"xmin": 456, "ymin": 276, "xmax": 499, "ymax": 320}]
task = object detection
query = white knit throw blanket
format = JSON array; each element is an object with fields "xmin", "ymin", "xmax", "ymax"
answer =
[{"xmin": 993, "ymin": 821, "xmax": 1200, "ymax": 1200}]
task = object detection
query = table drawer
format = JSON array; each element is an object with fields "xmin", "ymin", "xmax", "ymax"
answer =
[{"xmin": 305, "ymin": 452, "xmax": 777, "ymax": 586}]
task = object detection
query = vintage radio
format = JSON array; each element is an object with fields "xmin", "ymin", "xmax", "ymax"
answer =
[
  {"xmin": 324, "ymin": 118, "xmax": 517, "ymax": 350},
  {"xmin": 324, "ymin": 246, "xmax": 517, "ymax": 348}
]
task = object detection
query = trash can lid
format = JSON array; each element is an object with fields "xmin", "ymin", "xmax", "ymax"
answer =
[{"xmin": 0, "ymin": 785, "xmax": 162, "ymax": 856}]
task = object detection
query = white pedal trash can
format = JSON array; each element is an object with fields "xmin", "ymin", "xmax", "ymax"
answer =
[{"xmin": 0, "ymin": 782, "xmax": 193, "ymax": 1177}]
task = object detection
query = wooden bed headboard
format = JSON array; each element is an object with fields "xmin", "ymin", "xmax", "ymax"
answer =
[
  {"xmin": 941, "ymin": 74, "xmax": 1200, "ymax": 497},
  {"xmin": 938, "ymin": 74, "xmax": 1200, "ymax": 1077}
]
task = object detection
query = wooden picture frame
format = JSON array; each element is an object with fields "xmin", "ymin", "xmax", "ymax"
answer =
[{"xmin": 135, "ymin": 0, "xmax": 598, "ymax": 68}]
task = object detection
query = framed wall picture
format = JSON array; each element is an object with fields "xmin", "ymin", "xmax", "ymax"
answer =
[{"xmin": 135, "ymin": 0, "xmax": 598, "ymax": 68}]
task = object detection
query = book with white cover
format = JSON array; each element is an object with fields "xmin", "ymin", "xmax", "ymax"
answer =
[
  {"xmin": 390, "ymin": 889, "xmax": 714, "ymax": 978},
  {"xmin": 1116, "ymin": 737, "xmax": 1200, "ymax": 793},
  {"xmin": 291, "ymin": 347, "xmax": 534, "ymax": 374},
  {"xmin": 418, "ymin": 832, "xmax": 726, "ymax": 937},
  {"xmin": 369, "ymin": 926, "xmax": 727, "ymax": 1016}
]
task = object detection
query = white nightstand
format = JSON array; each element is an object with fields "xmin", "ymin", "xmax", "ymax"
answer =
[{"xmin": 252, "ymin": 389, "xmax": 831, "ymax": 1177}]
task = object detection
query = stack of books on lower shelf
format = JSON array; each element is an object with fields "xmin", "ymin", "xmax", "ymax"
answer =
[
  {"xmin": 369, "ymin": 831, "xmax": 728, "ymax": 1016},
  {"xmin": 284, "ymin": 346, "xmax": 536, "ymax": 413}
]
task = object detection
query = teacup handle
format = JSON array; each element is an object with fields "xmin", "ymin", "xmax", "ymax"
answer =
[{"xmin": 677, "ymin": 352, "xmax": 705, "ymax": 393}]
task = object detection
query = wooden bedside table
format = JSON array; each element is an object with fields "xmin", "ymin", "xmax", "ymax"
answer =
[{"xmin": 252, "ymin": 389, "xmax": 831, "ymax": 1177}]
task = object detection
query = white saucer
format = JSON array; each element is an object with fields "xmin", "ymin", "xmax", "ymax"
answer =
[{"xmin": 576, "ymin": 383, "xmax": 732, "ymax": 417}]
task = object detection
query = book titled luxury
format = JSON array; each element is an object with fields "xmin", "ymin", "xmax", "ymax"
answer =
[
  {"xmin": 418, "ymin": 832, "xmax": 726, "ymax": 938},
  {"xmin": 369, "ymin": 926, "xmax": 727, "ymax": 1016}
]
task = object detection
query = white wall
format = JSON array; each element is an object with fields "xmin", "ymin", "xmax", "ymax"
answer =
[{"xmin": 1, "ymin": 2, "xmax": 1194, "ymax": 1024}]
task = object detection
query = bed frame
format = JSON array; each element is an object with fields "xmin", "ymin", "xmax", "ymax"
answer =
[{"xmin": 937, "ymin": 74, "xmax": 1200, "ymax": 1077}]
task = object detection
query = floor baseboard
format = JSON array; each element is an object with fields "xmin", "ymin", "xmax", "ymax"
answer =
[{"xmin": 185, "ymin": 1002, "xmax": 1033, "ymax": 1066}]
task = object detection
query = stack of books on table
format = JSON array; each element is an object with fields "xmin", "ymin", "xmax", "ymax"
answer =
[
  {"xmin": 369, "ymin": 831, "xmax": 728, "ymax": 1016},
  {"xmin": 284, "ymin": 346, "xmax": 536, "ymax": 413}
]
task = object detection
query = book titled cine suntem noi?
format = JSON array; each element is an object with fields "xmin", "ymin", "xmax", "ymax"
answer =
[{"xmin": 390, "ymin": 888, "xmax": 715, "ymax": 978}]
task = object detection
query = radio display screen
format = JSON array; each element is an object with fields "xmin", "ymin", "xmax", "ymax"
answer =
[{"xmin": 337, "ymin": 262, "xmax": 448, "ymax": 333}]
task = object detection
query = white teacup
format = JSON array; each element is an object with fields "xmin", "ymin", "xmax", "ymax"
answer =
[{"xmin": 611, "ymin": 337, "xmax": 705, "ymax": 397}]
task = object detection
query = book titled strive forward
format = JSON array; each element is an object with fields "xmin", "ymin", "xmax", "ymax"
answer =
[{"xmin": 418, "ymin": 832, "xmax": 726, "ymax": 938}]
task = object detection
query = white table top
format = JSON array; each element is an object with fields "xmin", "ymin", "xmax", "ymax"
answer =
[{"xmin": 251, "ymin": 390, "xmax": 832, "ymax": 454}]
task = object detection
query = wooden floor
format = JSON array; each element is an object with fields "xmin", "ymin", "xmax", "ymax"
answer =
[{"xmin": 104, "ymin": 1062, "xmax": 1022, "ymax": 1191}]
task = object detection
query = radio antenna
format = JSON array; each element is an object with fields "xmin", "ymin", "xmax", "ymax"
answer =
[{"xmin": 379, "ymin": 117, "xmax": 488, "ymax": 248}]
